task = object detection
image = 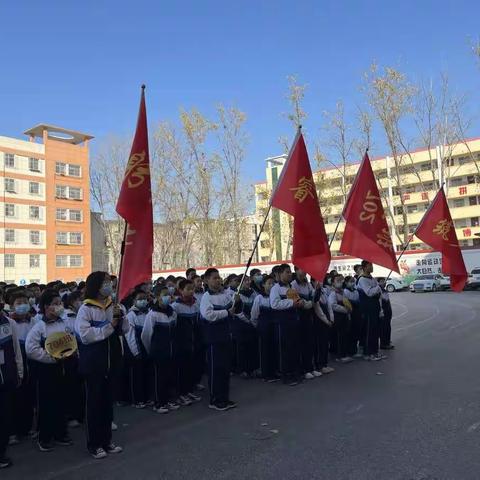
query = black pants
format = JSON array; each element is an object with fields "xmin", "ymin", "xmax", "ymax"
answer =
[
  {"xmin": 206, "ymin": 342, "xmax": 230, "ymax": 404},
  {"xmin": 299, "ymin": 313, "xmax": 314, "ymax": 374},
  {"xmin": 37, "ymin": 363, "xmax": 68, "ymax": 444},
  {"xmin": 64, "ymin": 359, "xmax": 84, "ymax": 423},
  {"xmin": 275, "ymin": 319, "xmax": 300, "ymax": 378},
  {"xmin": 12, "ymin": 375, "xmax": 34, "ymax": 436},
  {"xmin": 129, "ymin": 357, "xmax": 152, "ymax": 404},
  {"xmin": 192, "ymin": 345, "xmax": 205, "ymax": 386},
  {"xmin": 153, "ymin": 358, "xmax": 176, "ymax": 407},
  {"xmin": 0, "ymin": 389, "xmax": 14, "ymax": 457},
  {"xmin": 235, "ymin": 325, "xmax": 259, "ymax": 375},
  {"xmin": 84, "ymin": 373, "xmax": 113, "ymax": 452},
  {"xmin": 380, "ymin": 312, "xmax": 392, "ymax": 347},
  {"xmin": 258, "ymin": 322, "xmax": 277, "ymax": 379},
  {"xmin": 348, "ymin": 306, "xmax": 363, "ymax": 356},
  {"xmin": 363, "ymin": 309, "xmax": 380, "ymax": 356},
  {"xmin": 177, "ymin": 351, "xmax": 194, "ymax": 396},
  {"xmin": 313, "ymin": 320, "xmax": 330, "ymax": 369},
  {"xmin": 334, "ymin": 312, "xmax": 350, "ymax": 358}
]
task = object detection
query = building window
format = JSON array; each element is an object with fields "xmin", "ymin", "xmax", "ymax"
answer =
[
  {"xmin": 5, "ymin": 204, "xmax": 15, "ymax": 217},
  {"xmin": 455, "ymin": 219, "xmax": 468, "ymax": 228},
  {"xmin": 4, "ymin": 178, "xmax": 16, "ymax": 193},
  {"xmin": 55, "ymin": 162, "xmax": 67, "ymax": 175},
  {"xmin": 469, "ymin": 196, "xmax": 479, "ymax": 206},
  {"xmin": 30, "ymin": 230, "xmax": 40, "ymax": 245},
  {"xmin": 453, "ymin": 198, "xmax": 465, "ymax": 208},
  {"xmin": 472, "ymin": 217, "xmax": 480, "ymax": 227},
  {"xmin": 450, "ymin": 177, "xmax": 463, "ymax": 187},
  {"xmin": 5, "ymin": 229, "xmax": 15, "ymax": 243},
  {"xmin": 69, "ymin": 209, "xmax": 82, "ymax": 222},
  {"xmin": 30, "ymin": 254, "xmax": 40, "ymax": 268},
  {"xmin": 4, "ymin": 153, "xmax": 15, "ymax": 168},
  {"xmin": 4, "ymin": 254, "xmax": 15, "ymax": 268},
  {"xmin": 56, "ymin": 232, "xmax": 68, "ymax": 244},
  {"xmin": 69, "ymin": 187, "xmax": 82, "ymax": 200},
  {"xmin": 407, "ymin": 205, "xmax": 418, "ymax": 214},
  {"xmin": 56, "ymin": 255, "xmax": 68, "ymax": 267},
  {"xmin": 29, "ymin": 182, "xmax": 40, "ymax": 195},
  {"xmin": 30, "ymin": 206, "xmax": 40, "ymax": 220},
  {"xmin": 68, "ymin": 164, "xmax": 81, "ymax": 177},
  {"xmin": 70, "ymin": 255, "xmax": 82, "ymax": 267},
  {"xmin": 56, "ymin": 208, "xmax": 67, "ymax": 221},
  {"xmin": 459, "ymin": 156, "xmax": 471, "ymax": 166},
  {"xmin": 29, "ymin": 157, "xmax": 40, "ymax": 172},
  {"xmin": 55, "ymin": 185, "xmax": 67, "ymax": 198},
  {"xmin": 69, "ymin": 232, "xmax": 82, "ymax": 245}
]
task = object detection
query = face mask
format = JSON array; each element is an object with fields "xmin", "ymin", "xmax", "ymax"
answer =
[
  {"xmin": 161, "ymin": 295, "xmax": 170, "ymax": 306},
  {"xmin": 29, "ymin": 297, "xmax": 36, "ymax": 306},
  {"xmin": 346, "ymin": 282, "xmax": 355, "ymax": 290},
  {"xmin": 334, "ymin": 282, "xmax": 343, "ymax": 289},
  {"xmin": 136, "ymin": 299, "xmax": 148, "ymax": 309},
  {"xmin": 253, "ymin": 275, "xmax": 263, "ymax": 285},
  {"xmin": 53, "ymin": 305, "xmax": 64, "ymax": 317},
  {"xmin": 14, "ymin": 304, "xmax": 30, "ymax": 316},
  {"xmin": 167, "ymin": 286, "xmax": 175, "ymax": 295},
  {"xmin": 327, "ymin": 278, "xmax": 332, "ymax": 285},
  {"xmin": 59, "ymin": 290, "xmax": 70, "ymax": 297},
  {"xmin": 100, "ymin": 283, "xmax": 113, "ymax": 297}
]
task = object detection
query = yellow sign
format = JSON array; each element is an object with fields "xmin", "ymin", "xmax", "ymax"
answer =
[
  {"xmin": 433, "ymin": 219, "xmax": 453, "ymax": 241},
  {"xmin": 290, "ymin": 177, "xmax": 315, "ymax": 203},
  {"xmin": 125, "ymin": 151, "xmax": 150, "ymax": 188}
]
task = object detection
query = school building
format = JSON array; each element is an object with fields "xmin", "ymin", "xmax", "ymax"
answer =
[
  {"xmin": 254, "ymin": 138, "xmax": 480, "ymax": 263},
  {"xmin": 0, "ymin": 125, "xmax": 92, "ymax": 284}
]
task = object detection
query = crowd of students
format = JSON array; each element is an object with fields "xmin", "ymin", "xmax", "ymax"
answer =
[{"xmin": 0, "ymin": 259, "xmax": 393, "ymax": 468}]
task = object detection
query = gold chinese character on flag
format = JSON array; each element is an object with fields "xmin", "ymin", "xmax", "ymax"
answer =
[{"xmin": 290, "ymin": 176, "xmax": 315, "ymax": 203}]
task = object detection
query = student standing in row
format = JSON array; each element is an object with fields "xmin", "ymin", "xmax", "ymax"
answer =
[
  {"xmin": 378, "ymin": 278, "xmax": 394, "ymax": 350},
  {"xmin": 343, "ymin": 275, "xmax": 363, "ymax": 358}
]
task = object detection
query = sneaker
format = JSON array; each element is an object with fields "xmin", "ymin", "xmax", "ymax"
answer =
[
  {"xmin": 377, "ymin": 353, "xmax": 388, "ymax": 360},
  {"xmin": 304, "ymin": 372, "xmax": 315, "ymax": 380},
  {"xmin": 37, "ymin": 440, "xmax": 54, "ymax": 452},
  {"xmin": 208, "ymin": 402, "xmax": 229, "ymax": 411},
  {"xmin": 134, "ymin": 402, "xmax": 147, "ymax": 409},
  {"xmin": 0, "ymin": 456, "xmax": 12, "ymax": 469},
  {"xmin": 353, "ymin": 353, "xmax": 364, "ymax": 359},
  {"xmin": 90, "ymin": 447, "xmax": 107, "ymax": 460},
  {"xmin": 265, "ymin": 377, "xmax": 280, "ymax": 383},
  {"xmin": 153, "ymin": 405, "xmax": 169, "ymax": 414},
  {"xmin": 145, "ymin": 400, "xmax": 155, "ymax": 407},
  {"xmin": 284, "ymin": 376, "xmax": 299, "ymax": 386},
  {"xmin": 187, "ymin": 392, "xmax": 202, "ymax": 402},
  {"xmin": 105, "ymin": 443, "xmax": 123, "ymax": 454},
  {"xmin": 321, "ymin": 366, "xmax": 335, "ymax": 374},
  {"xmin": 167, "ymin": 402, "xmax": 180, "ymax": 411},
  {"xmin": 8, "ymin": 435, "xmax": 19, "ymax": 446},
  {"xmin": 226, "ymin": 400, "xmax": 238, "ymax": 410},
  {"xmin": 178, "ymin": 395, "xmax": 193, "ymax": 406},
  {"xmin": 55, "ymin": 436, "xmax": 73, "ymax": 446},
  {"xmin": 340, "ymin": 356, "xmax": 354, "ymax": 364},
  {"xmin": 366, "ymin": 354, "xmax": 381, "ymax": 362},
  {"xmin": 312, "ymin": 370, "xmax": 323, "ymax": 377},
  {"xmin": 67, "ymin": 419, "xmax": 81, "ymax": 428},
  {"xmin": 196, "ymin": 383, "xmax": 206, "ymax": 391},
  {"xmin": 111, "ymin": 422, "xmax": 118, "ymax": 431}
]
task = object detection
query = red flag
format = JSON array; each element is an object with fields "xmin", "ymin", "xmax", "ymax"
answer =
[
  {"xmin": 340, "ymin": 153, "xmax": 399, "ymax": 272},
  {"xmin": 115, "ymin": 86, "xmax": 153, "ymax": 300},
  {"xmin": 415, "ymin": 188, "xmax": 467, "ymax": 292},
  {"xmin": 271, "ymin": 132, "xmax": 330, "ymax": 280}
]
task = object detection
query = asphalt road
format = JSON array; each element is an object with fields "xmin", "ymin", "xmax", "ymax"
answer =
[{"xmin": 4, "ymin": 291, "xmax": 480, "ymax": 480}]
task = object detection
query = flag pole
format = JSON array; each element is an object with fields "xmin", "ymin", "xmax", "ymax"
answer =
[{"xmin": 237, "ymin": 125, "xmax": 303, "ymax": 292}]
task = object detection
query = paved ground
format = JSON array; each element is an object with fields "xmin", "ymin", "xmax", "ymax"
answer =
[{"xmin": 3, "ymin": 291, "xmax": 480, "ymax": 480}]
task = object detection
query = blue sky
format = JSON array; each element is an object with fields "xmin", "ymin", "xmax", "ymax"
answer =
[{"xmin": 1, "ymin": 0, "xmax": 479, "ymax": 184}]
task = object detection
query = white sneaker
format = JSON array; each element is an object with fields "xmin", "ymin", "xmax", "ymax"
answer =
[
  {"xmin": 304, "ymin": 372, "xmax": 315, "ymax": 380},
  {"xmin": 312, "ymin": 370, "xmax": 323, "ymax": 377},
  {"xmin": 340, "ymin": 357, "xmax": 354, "ymax": 364},
  {"xmin": 91, "ymin": 447, "xmax": 107, "ymax": 460},
  {"xmin": 321, "ymin": 366, "xmax": 335, "ymax": 374},
  {"xmin": 105, "ymin": 443, "xmax": 123, "ymax": 454},
  {"xmin": 196, "ymin": 383, "xmax": 206, "ymax": 391},
  {"xmin": 188, "ymin": 392, "xmax": 202, "ymax": 402},
  {"xmin": 167, "ymin": 402, "xmax": 180, "ymax": 411},
  {"xmin": 353, "ymin": 353, "xmax": 363, "ymax": 359},
  {"xmin": 111, "ymin": 422, "xmax": 118, "ymax": 431},
  {"xmin": 153, "ymin": 405, "xmax": 169, "ymax": 414},
  {"xmin": 134, "ymin": 402, "xmax": 146, "ymax": 409},
  {"xmin": 369, "ymin": 355, "xmax": 382, "ymax": 362},
  {"xmin": 178, "ymin": 395, "xmax": 193, "ymax": 406},
  {"xmin": 8, "ymin": 435, "xmax": 19, "ymax": 446}
]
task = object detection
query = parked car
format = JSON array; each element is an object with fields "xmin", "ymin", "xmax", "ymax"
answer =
[
  {"xmin": 437, "ymin": 274, "xmax": 451, "ymax": 291},
  {"xmin": 409, "ymin": 274, "xmax": 442, "ymax": 293},
  {"xmin": 382, "ymin": 277, "xmax": 406, "ymax": 293},
  {"xmin": 469, "ymin": 267, "xmax": 480, "ymax": 290}
]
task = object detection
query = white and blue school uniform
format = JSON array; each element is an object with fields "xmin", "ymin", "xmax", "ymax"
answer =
[
  {"xmin": 0, "ymin": 315, "xmax": 23, "ymax": 457},
  {"xmin": 251, "ymin": 294, "xmax": 276, "ymax": 380},
  {"xmin": 379, "ymin": 289, "xmax": 393, "ymax": 348},
  {"xmin": 75, "ymin": 298, "xmax": 129, "ymax": 453},
  {"xmin": 172, "ymin": 299, "xmax": 199, "ymax": 396},
  {"xmin": 26, "ymin": 316, "xmax": 73, "ymax": 445},
  {"xmin": 200, "ymin": 289, "xmax": 234, "ymax": 405},
  {"xmin": 270, "ymin": 283, "xmax": 300, "ymax": 381},
  {"xmin": 357, "ymin": 276, "xmax": 382, "ymax": 356},
  {"xmin": 291, "ymin": 280, "xmax": 315, "ymax": 374},
  {"xmin": 343, "ymin": 286, "xmax": 362, "ymax": 356},
  {"xmin": 328, "ymin": 289, "xmax": 351, "ymax": 359},
  {"xmin": 141, "ymin": 307, "xmax": 177, "ymax": 408},
  {"xmin": 125, "ymin": 306, "xmax": 150, "ymax": 405}
]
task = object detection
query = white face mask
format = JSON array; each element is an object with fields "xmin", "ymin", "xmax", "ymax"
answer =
[{"xmin": 53, "ymin": 305, "xmax": 64, "ymax": 318}]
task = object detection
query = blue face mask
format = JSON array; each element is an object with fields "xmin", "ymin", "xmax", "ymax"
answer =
[
  {"xmin": 161, "ymin": 295, "xmax": 170, "ymax": 306},
  {"xmin": 100, "ymin": 283, "xmax": 113, "ymax": 297},
  {"xmin": 167, "ymin": 286, "xmax": 175, "ymax": 295},
  {"xmin": 253, "ymin": 275, "xmax": 263, "ymax": 285},
  {"xmin": 14, "ymin": 303, "xmax": 30, "ymax": 316},
  {"xmin": 136, "ymin": 299, "xmax": 148, "ymax": 309}
]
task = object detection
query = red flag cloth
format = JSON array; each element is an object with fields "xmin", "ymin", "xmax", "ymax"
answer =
[
  {"xmin": 415, "ymin": 188, "xmax": 468, "ymax": 292},
  {"xmin": 271, "ymin": 132, "xmax": 330, "ymax": 280},
  {"xmin": 340, "ymin": 153, "xmax": 399, "ymax": 272},
  {"xmin": 115, "ymin": 87, "xmax": 153, "ymax": 300}
]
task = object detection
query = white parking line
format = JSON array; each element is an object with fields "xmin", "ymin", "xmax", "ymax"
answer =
[{"xmin": 393, "ymin": 305, "xmax": 440, "ymax": 333}]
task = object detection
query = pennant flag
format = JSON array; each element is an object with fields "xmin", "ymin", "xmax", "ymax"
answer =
[
  {"xmin": 340, "ymin": 152, "xmax": 399, "ymax": 272},
  {"xmin": 271, "ymin": 131, "xmax": 330, "ymax": 280},
  {"xmin": 116, "ymin": 86, "xmax": 153, "ymax": 300},
  {"xmin": 415, "ymin": 187, "xmax": 467, "ymax": 292}
]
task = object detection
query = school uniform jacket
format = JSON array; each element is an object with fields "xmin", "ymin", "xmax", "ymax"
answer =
[
  {"xmin": 141, "ymin": 307, "xmax": 177, "ymax": 360},
  {"xmin": 0, "ymin": 315, "xmax": 23, "ymax": 389},
  {"xmin": 172, "ymin": 299, "xmax": 199, "ymax": 354},
  {"xmin": 75, "ymin": 298, "xmax": 130, "ymax": 376},
  {"xmin": 125, "ymin": 307, "xmax": 148, "ymax": 357},
  {"xmin": 328, "ymin": 289, "xmax": 350, "ymax": 319},
  {"xmin": 250, "ymin": 294, "xmax": 272, "ymax": 330},
  {"xmin": 9, "ymin": 316, "xmax": 34, "ymax": 379},
  {"xmin": 270, "ymin": 283, "xmax": 297, "ymax": 324},
  {"xmin": 357, "ymin": 276, "xmax": 382, "ymax": 314},
  {"xmin": 200, "ymin": 289, "xmax": 234, "ymax": 344}
]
